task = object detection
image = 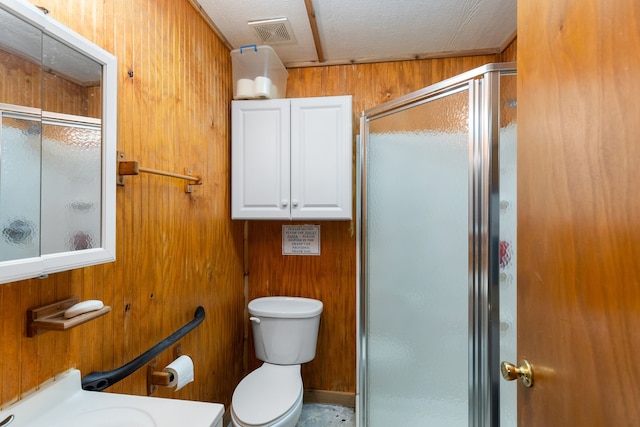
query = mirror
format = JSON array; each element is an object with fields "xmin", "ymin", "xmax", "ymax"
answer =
[{"xmin": 0, "ymin": 0, "xmax": 116, "ymax": 283}]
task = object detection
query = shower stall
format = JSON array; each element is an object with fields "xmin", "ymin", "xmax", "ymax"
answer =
[{"xmin": 357, "ymin": 63, "xmax": 517, "ymax": 427}]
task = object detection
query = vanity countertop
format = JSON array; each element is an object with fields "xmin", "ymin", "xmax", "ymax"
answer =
[{"xmin": 0, "ymin": 369, "xmax": 224, "ymax": 427}]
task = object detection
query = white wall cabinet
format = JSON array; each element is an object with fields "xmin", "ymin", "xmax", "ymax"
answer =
[{"xmin": 232, "ymin": 96, "xmax": 352, "ymax": 220}]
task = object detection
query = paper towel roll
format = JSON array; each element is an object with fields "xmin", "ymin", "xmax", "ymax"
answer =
[
  {"xmin": 254, "ymin": 76, "xmax": 272, "ymax": 98},
  {"xmin": 163, "ymin": 355, "xmax": 194, "ymax": 392},
  {"xmin": 236, "ymin": 78, "xmax": 255, "ymax": 99}
]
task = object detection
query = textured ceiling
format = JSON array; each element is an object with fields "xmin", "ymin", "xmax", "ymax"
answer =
[{"xmin": 197, "ymin": 0, "xmax": 517, "ymax": 68}]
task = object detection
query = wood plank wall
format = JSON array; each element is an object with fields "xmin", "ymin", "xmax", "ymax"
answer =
[
  {"xmin": 0, "ymin": 0, "xmax": 244, "ymax": 410},
  {"xmin": 0, "ymin": 50, "xmax": 41, "ymax": 110},
  {"xmin": 247, "ymin": 51, "xmax": 513, "ymax": 394},
  {"xmin": 0, "ymin": 48, "xmax": 99, "ymax": 117}
]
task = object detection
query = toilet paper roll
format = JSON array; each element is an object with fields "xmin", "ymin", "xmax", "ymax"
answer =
[
  {"xmin": 163, "ymin": 355, "xmax": 194, "ymax": 392},
  {"xmin": 236, "ymin": 78, "xmax": 255, "ymax": 99},
  {"xmin": 254, "ymin": 76, "xmax": 272, "ymax": 98}
]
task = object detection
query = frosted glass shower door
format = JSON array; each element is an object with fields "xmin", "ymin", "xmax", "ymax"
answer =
[{"xmin": 364, "ymin": 86, "xmax": 470, "ymax": 426}]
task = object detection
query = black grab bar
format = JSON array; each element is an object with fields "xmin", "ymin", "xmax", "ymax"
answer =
[{"xmin": 81, "ymin": 306, "xmax": 205, "ymax": 391}]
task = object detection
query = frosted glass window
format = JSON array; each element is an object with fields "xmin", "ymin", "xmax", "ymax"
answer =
[
  {"xmin": 365, "ymin": 88, "xmax": 470, "ymax": 426},
  {"xmin": 41, "ymin": 120, "xmax": 101, "ymax": 254},
  {"xmin": 0, "ymin": 115, "xmax": 41, "ymax": 261}
]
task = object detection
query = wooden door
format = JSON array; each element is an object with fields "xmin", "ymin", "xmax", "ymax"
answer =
[{"xmin": 517, "ymin": 0, "xmax": 640, "ymax": 425}]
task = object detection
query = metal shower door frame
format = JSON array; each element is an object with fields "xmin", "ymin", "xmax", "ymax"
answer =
[{"xmin": 357, "ymin": 62, "xmax": 516, "ymax": 427}]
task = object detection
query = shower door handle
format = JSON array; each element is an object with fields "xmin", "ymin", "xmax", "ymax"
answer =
[{"xmin": 501, "ymin": 359, "xmax": 534, "ymax": 387}]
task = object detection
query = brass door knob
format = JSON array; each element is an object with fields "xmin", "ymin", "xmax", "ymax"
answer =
[{"xmin": 501, "ymin": 359, "xmax": 534, "ymax": 387}]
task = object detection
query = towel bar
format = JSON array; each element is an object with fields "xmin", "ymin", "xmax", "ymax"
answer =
[{"xmin": 117, "ymin": 151, "xmax": 202, "ymax": 192}]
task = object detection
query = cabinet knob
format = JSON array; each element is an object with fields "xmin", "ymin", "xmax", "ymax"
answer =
[
  {"xmin": 281, "ymin": 200, "xmax": 288, "ymax": 207},
  {"xmin": 292, "ymin": 200, "xmax": 299, "ymax": 208}
]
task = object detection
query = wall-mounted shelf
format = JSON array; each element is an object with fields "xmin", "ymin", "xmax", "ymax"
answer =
[{"xmin": 27, "ymin": 296, "xmax": 111, "ymax": 337}]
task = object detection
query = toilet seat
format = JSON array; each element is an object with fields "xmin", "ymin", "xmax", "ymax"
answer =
[{"xmin": 231, "ymin": 363, "xmax": 302, "ymax": 427}]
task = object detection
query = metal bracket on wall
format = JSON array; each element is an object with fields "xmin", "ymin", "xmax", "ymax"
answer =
[{"xmin": 117, "ymin": 151, "xmax": 202, "ymax": 193}]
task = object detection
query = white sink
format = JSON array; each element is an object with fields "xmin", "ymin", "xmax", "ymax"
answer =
[{"xmin": 0, "ymin": 369, "xmax": 224, "ymax": 427}]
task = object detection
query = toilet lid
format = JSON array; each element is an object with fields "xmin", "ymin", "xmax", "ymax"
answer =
[{"xmin": 232, "ymin": 364, "xmax": 302, "ymax": 426}]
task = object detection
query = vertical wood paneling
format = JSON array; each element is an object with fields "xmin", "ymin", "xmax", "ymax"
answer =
[
  {"xmin": 0, "ymin": 0, "xmax": 244, "ymax": 410},
  {"xmin": 248, "ymin": 53, "xmax": 502, "ymax": 393},
  {"xmin": 0, "ymin": 51, "xmax": 40, "ymax": 109},
  {"xmin": 501, "ymin": 38, "xmax": 517, "ymax": 63},
  {"xmin": 1, "ymin": 283, "xmax": 21, "ymax": 405}
]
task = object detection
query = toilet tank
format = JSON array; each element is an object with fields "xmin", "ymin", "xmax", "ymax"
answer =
[{"xmin": 249, "ymin": 297, "xmax": 323, "ymax": 365}]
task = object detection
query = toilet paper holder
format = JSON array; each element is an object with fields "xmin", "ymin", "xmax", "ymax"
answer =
[
  {"xmin": 147, "ymin": 360, "xmax": 171, "ymax": 394},
  {"xmin": 147, "ymin": 345, "xmax": 182, "ymax": 395},
  {"xmin": 150, "ymin": 366, "xmax": 173, "ymax": 384}
]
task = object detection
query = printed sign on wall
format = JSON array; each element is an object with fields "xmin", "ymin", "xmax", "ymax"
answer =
[{"xmin": 282, "ymin": 225, "xmax": 320, "ymax": 255}]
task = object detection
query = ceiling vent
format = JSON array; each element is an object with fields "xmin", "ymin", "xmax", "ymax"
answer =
[{"xmin": 248, "ymin": 17, "xmax": 296, "ymax": 45}]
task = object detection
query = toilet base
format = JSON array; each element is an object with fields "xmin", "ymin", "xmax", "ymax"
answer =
[{"xmin": 231, "ymin": 389, "xmax": 303, "ymax": 427}]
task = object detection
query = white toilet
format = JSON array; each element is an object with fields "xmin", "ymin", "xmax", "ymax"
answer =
[{"xmin": 231, "ymin": 296, "xmax": 323, "ymax": 427}]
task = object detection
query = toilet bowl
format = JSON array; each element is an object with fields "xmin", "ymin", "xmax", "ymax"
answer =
[
  {"xmin": 230, "ymin": 364, "xmax": 303, "ymax": 427},
  {"xmin": 230, "ymin": 297, "xmax": 323, "ymax": 427}
]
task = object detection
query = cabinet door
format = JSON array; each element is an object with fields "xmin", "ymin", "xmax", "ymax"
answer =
[
  {"xmin": 290, "ymin": 96, "xmax": 352, "ymax": 220},
  {"xmin": 231, "ymin": 99, "xmax": 291, "ymax": 219}
]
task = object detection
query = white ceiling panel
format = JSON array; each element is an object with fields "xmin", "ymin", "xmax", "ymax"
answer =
[{"xmin": 197, "ymin": 0, "xmax": 516, "ymax": 67}]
